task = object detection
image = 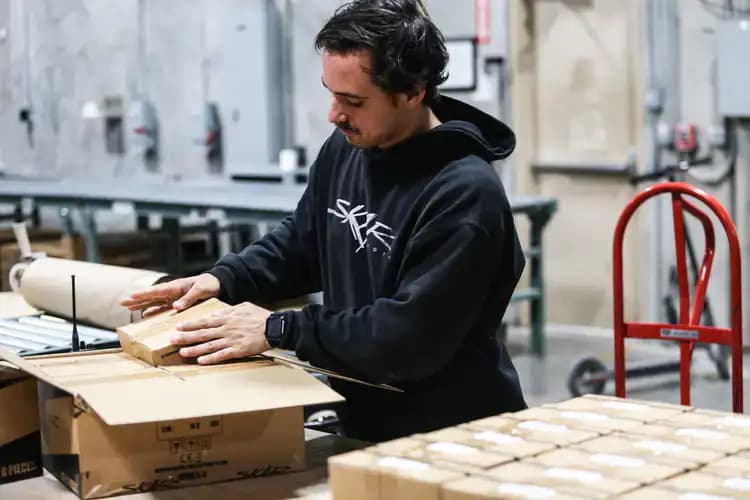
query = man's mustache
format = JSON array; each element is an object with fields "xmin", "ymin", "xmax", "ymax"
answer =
[{"xmin": 337, "ymin": 122, "xmax": 358, "ymax": 132}]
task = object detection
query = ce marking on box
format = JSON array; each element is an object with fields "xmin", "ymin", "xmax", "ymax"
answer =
[
  {"xmin": 169, "ymin": 436, "xmax": 212, "ymax": 455},
  {"xmin": 157, "ymin": 418, "xmax": 223, "ymax": 440}
]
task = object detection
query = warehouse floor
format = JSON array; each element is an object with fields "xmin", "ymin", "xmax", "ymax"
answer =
[{"xmin": 509, "ymin": 325, "xmax": 748, "ymax": 412}]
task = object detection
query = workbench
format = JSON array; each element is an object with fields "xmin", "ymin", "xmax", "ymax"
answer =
[
  {"xmin": 0, "ymin": 178, "xmax": 557, "ymax": 355},
  {"xmin": 0, "ymin": 430, "xmax": 362, "ymax": 500}
]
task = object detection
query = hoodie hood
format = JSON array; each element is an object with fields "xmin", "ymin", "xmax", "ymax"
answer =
[
  {"xmin": 363, "ymin": 95, "xmax": 515, "ymax": 168},
  {"xmin": 431, "ymin": 95, "xmax": 516, "ymax": 160}
]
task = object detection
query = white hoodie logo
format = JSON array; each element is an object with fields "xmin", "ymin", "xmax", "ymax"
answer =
[{"xmin": 328, "ymin": 199, "xmax": 395, "ymax": 254}]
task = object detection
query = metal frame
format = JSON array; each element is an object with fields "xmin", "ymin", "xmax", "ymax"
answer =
[
  {"xmin": 612, "ymin": 182, "xmax": 743, "ymax": 412},
  {"xmin": 509, "ymin": 196, "xmax": 558, "ymax": 356}
]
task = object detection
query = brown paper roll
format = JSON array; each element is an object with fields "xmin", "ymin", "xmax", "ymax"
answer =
[{"xmin": 19, "ymin": 257, "xmax": 168, "ymax": 330}]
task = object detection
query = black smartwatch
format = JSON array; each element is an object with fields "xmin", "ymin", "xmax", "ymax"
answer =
[{"xmin": 265, "ymin": 311, "xmax": 288, "ymax": 348}]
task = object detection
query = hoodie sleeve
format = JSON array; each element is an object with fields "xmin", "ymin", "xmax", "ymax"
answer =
[
  {"xmin": 207, "ymin": 188, "xmax": 320, "ymax": 304},
  {"xmin": 206, "ymin": 144, "xmax": 330, "ymax": 304},
  {"xmin": 279, "ymin": 212, "xmax": 521, "ymax": 385}
]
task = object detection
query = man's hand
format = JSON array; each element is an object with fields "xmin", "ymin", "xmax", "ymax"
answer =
[
  {"xmin": 170, "ymin": 302, "xmax": 272, "ymax": 365},
  {"xmin": 120, "ymin": 273, "xmax": 221, "ymax": 317}
]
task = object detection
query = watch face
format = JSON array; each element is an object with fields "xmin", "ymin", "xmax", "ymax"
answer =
[{"xmin": 266, "ymin": 314, "xmax": 285, "ymax": 347}]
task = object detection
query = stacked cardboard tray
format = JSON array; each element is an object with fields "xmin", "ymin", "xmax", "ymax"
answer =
[{"xmin": 329, "ymin": 394, "xmax": 750, "ymax": 499}]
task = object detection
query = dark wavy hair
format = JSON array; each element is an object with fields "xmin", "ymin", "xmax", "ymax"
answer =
[{"xmin": 315, "ymin": 0, "xmax": 449, "ymax": 106}]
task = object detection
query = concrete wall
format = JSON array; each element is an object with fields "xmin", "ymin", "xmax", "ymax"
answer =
[
  {"xmin": 510, "ymin": 0, "xmax": 646, "ymax": 327},
  {"xmin": 0, "ymin": 0, "xmax": 278, "ymax": 181},
  {"xmin": 510, "ymin": 0, "xmax": 747, "ymax": 329}
]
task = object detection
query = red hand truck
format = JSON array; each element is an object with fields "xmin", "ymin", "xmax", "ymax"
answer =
[{"xmin": 613, "ymin": 181, "xmax": 743, "ymax": 412}]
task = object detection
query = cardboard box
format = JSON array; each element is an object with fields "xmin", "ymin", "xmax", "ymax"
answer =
[
  {"xmin": 0, "ymin": 346, "xmax": 343, "ymax": 499},
  {"xmin": 117, "ymin": 298, "xmax": 230, "ymax": 366},
  {"xmin": 441, "ymin": 476, "xmax": 587, "ymax": 500},
  {"xmin": 628, "ymin": 423, "xmax": 750, "ymax": 454},
  {"xmin": 404, "ymin": 441, "xmax": 513, "ymax": 473},
  {"xmin": 423, "ymin": 426, "xmax": 555, "ymax": 459},
  {"xmin": 482, "ymin": 462, "xmax": 639, "ymax": 499},
  {"xmin": 0, "ymin": 363, "xmax": 42, "ymax": 485},
  {"xmin": 573, "ymin": 435, "xmax": 722, "ymax": 470},
  {"xmin": 702, "ymin": 454, "xmax": 750, "ymax": 477},
  {"xmin": 328, "ymin": 450, "xmax": 464, "ymax": 500},
  {"xmin": 661, "ymin": 470, "xmax": 750, "ymax": 498},
  {"xmin": 660, "ymin": 410, "xmax": 750, "ymax": 437},
  {"xmin": 506, "ymin": 407, "xmax": 641, "ymax": 434},
  {"xmin": 529, "ymin": 448, "xmax": 683, "ymax": 485},
  {"xmin": 372, "ymin": 437, "xmax": 425, "ymax": 456},
  {"xmin": 616, "ymin": 487, "xmax": 689, "ymax": 499},
  {"xmin": 463, "ymin": 416, "xmax": 598, "ymax": 447},
  {"xmin": 546, "ymin": 396, "xmax": 686, "ymax": 423},
  {"xmin": 328, "ymin": 451, "xmax": 381, "ymax": 500},
  {"xmin": 580, "ymin": 394, "xmax": 691, "ymax": 411}
]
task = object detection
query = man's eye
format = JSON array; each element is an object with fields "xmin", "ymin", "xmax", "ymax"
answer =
[{"xmin": 347, "ymin": 101, "xmax": 363, "ymax": 108}]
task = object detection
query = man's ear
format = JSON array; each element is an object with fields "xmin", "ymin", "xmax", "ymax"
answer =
[{"xmin": 406, "ymin": 86, "xmax": 427, "ymax": 106}]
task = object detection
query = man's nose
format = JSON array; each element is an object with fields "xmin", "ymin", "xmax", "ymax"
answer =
[{"xmin": 328, "ymin": 100, "xmax": 344, "ymax": 124}]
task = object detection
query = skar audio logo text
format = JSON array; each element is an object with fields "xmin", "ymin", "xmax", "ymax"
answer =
[{"xmin": 1, "ymin": 461, "xmax": 38, "ymax": 478}]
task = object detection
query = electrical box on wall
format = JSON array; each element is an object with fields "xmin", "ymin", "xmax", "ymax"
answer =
[
  {"xmin": 127, "ymin": 100, "xmax": 160, "ymax": 172},
  {"xmin": 717, "ymin": 20, "xmax": 750, "ymax": 117},
  {"xmin": 222, "ymin": 0, "xmax": 284, "ymax": 180},
  {"xmin": 103, "ymin": 96, "xmax": 125, "ymax": 155},
  {"xmin": 192, "ymin": 102, "xmax": 223, "ymax": 175}
]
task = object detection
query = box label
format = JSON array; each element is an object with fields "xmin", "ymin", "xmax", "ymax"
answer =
[
  {"xmin": 660, "ymin": 328, "xmax": 699, "ymax": 340},
  {"xmin": 0, "ymin": 431, "xmax": 42, "ymax": 485},
  {"xmin": 157, "ymin": 417, "xmax": 223, "ymax": 440}
]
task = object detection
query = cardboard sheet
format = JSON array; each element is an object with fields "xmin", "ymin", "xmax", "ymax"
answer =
[
  {"xmin": 442, "ymin": 476, "xmax": 584, "ymax": 500},
  {"xmin": 547, "ymin": 395, "xmax": 687, "ymax": 423},
  {"xmin": 529, "ymin": 448, "xmax": 683, "ymax": 485},
  {"xmin": 0, "ymin": 292, "xmax": 40, "ymax": 319},
  {"xmin": 19, "ymin": 257, "xmax": 167, "ymax": 330},
  {"xmin": 265, "ymin": 350, "xmax": 404, "ymax": 393},
  {"xmin": 573, "ymin": 435, "xmax": 722, "ymax": 469},
  {"xmin": 328, "ymin": 450, "xmax": 464, "ymax": 500},
  {"xmin": 484, "ymin": 462, "xmax": 639, "ymax": 499},
  {"xmin": 37, "ymin": 351, "xmax": 344, "ymax": 426}
]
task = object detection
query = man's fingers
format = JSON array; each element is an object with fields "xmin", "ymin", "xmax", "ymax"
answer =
[
  {"xmin": 210, "ymin": 307, "xmax": 234, "ymax": 317},
  {"xmin": 143, "ymin": 305, "xmax": 173, "ymax": 318},
  {"xmin": 175, "ymin": 315, "xmax": 226, "ymax": 333},
  {"xmin": 121, "ymin": 297, "xmax": 164, "ymax": 309},
  {"xmin": 123, "ymin": 299, "xmax": 170, "ymax": 312},
  {"xmin": 173, "ymin": 286, "xmax": 209, "ymax": 311},
  {"xmin": 179, "ymin": 338, "xmax": 229, "ymax": 359},
  {"xmin": 170, "ymin": 326, "xmax": 224, "ymax": 346},
  {"xmin": 123, "ymin": 283, "xmax": 182, "ymax": 302},
  {"xmin": 197, "ymin": 347, "xmax": 239, "ymax": 365}
]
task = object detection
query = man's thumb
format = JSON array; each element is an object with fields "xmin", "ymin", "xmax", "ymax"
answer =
[{"xmin": 173, "ymin": 286, "xmax": 205, "ymax": 311}]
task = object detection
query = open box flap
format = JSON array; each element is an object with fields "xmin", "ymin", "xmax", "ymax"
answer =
[{"xmin": 8, "ymin": 350, "xmax": 344, "ymax": 426}]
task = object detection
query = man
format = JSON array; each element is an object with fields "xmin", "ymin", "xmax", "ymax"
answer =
[{"xmin": 122, "ymin": 0, "xmax": 527, "ymax": 442}]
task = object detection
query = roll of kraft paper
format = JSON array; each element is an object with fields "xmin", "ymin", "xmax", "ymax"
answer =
[{"xmin": 19, "ymin": 257, "xmax": 168, "ymax": 330}]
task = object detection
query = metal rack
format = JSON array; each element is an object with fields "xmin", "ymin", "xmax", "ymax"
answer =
[{"xmin": 0, "ymin": 315, "xmax": 119, "ymax": 356}]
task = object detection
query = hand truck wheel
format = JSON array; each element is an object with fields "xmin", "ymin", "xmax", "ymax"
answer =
[
  {"xmin": 708, "ymin": 344, "xmax": 731, "ymax": 380},
  {"xmin": 568, "ymin": 357, "xmax": 608, "ymax": 397}
]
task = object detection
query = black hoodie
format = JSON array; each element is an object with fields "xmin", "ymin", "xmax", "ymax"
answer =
[{"xmin": 209, "ymin": 96, "xmax": 527, "ymax": 442}]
